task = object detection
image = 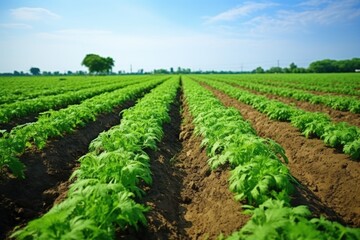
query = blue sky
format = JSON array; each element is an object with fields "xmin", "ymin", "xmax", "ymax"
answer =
[{"xmin": 0, "ymin": 0, "xmax": 359, "ymax": 73}]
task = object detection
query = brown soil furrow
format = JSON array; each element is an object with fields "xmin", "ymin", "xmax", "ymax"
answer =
[
  {"xmin": 203, "ymin": 84, "xmax": 360, "ymax": 227},
  {"xmin": 232, "ymin": 84, "xmax": 360, "ymax": 127},
  {"xmin": 122, "ymin": 90, "xmax": 249, "ymax": 239},
  {"xmin": 177, "ymin": 102, "xmax": 249, "ymax": 239},
  {"xmin": 120, "ymin": 89, "xmax": 188, "ymax": 240},
  {"xmin": 0, "ymin": 101, "xmax": 136, "ymax": 239},
  {"xmin": 306, "ymin": 90, "xmax": 360, "ymax": 99}
]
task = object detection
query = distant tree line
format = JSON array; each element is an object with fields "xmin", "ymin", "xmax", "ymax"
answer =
[
  {"xmin": 1, "ymin": 57, "xmax": 359, "ymax": 76},
  {"xmin": 252, "ymin": 58, "xmax": 360, "ymax": 74}
]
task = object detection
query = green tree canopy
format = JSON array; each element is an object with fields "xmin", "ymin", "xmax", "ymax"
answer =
[
  {"xmin": 309, "ymin": 58, "xmax": 360, "ymax": 73},
  {"xmin": 81, "ymin": 54, "xmax": 115, "ymax": 74},
  {"xmin": 30, "ymin": 67, "xmax": 41, "ymax": 75},
  {"xmin": 254, "ymin": 66, "xmax": 265, "ymax": 73}
]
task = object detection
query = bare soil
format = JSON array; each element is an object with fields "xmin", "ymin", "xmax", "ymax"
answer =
[
  {"xmin": 204, "ymin": 84, "xmax": 360, "ymax": 227},
  {"xmin": 0, "ymin": 101, "xmax": 135, "ymax": 239},
  {"xmin": 233, "ymin": 84, "xmax": 360, "ymax": 127}
]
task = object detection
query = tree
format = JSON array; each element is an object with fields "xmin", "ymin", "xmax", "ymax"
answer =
[
  {"xmin": 309, "ymin": 59, "xmax": 338, "ymax": 73},
  {"xmin": 254, "ymin": 66, "xmax": 265, "ymax": 73},
  {"xmin": 267, "ymin": 66, "xmax": 283, "ymax": 73},
  {"xmin": 289, "ymin": 62, "xmax": 297, "ymax": 72},
  {"xmin": 81, "ymin": 54, "xmax": 115, "ymax": 74},
  {"xmin": 30, "ymin": 67, "xmax": 41, "ymax": 75}
]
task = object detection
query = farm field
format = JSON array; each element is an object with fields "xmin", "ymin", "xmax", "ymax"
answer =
[{"xmin": 0, "ymin": 73, "xmax": 360, "ymax": 239}]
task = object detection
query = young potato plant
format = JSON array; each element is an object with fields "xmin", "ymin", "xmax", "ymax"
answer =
[
  {"xmin": 247, "ymin": 76, "xmax": 360, "ymax": 97},
  {"xmin": 225, "ymin": 199, "xmax": 360, "ymax": 240},
  {"xmin": 213, "ymin": 76, "xmax": 360, "ymax": 113},
  {"xmin": 183, "ymin": 76, "xmax": 292, "ymax": 206},
  {"xmin": 0, "ymin": 77, "xmax": 148, "ymax": 124},
  {"xmin": 201, "ymin": 78, "xmax": 360, "ymax": 160},
  {"xmin": 0, "ymin": 78, "xmax": 165, "ymax": 178},
  {"xmin": 185, "ymin": 76, "xmax": 360, "ymax": 239},
  {"xmin": 12, "ymin": 77, "xmax": 180, "ymax": 239}
]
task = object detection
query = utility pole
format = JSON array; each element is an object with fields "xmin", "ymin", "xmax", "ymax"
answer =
[
  {"xmin": 277, "ymin": 60, "xmax": 280, "ymax": 68},
  {"xmin": 130, "ymin": 64, "xmax": 132, "ymax": 74}
]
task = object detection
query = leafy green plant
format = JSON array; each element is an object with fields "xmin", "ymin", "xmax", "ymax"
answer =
[
  {"xmin": 0, "ymin": 78, "xmax": 165, "ymax": 178},
  {"xmin": 185, "ymin": 76, "xmax": 360, "ymax": 239},
  {"xmin": 201, "ymin": 78, "xmax": 360, "ymax": 159},
  {"xmin": 12, "ymin": 76, "xmax": 180, "ymax": 238}
]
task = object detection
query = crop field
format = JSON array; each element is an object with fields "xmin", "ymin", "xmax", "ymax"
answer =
[{"xmin": 0, "ymin": 73, "xmax": 360, "ymax": 239}]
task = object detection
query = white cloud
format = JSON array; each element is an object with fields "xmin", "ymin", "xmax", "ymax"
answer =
[
  {"xmin": 298, "ymin": 0, "xmax": 332, "ymax": 7},
  {"xmin": 204, "ymin": 2, "xmax": 276, "ymax": 24},
  {"xmin": 10, "ymin": 7, "xmax": 60, "ymax": 21},
  {"xmin": 242, "ymin": 0, "xmax": 360, "ymax": 34},
  {"xmin": 0, "ymin": 23, "xmax": 32, "ymax": 29}
]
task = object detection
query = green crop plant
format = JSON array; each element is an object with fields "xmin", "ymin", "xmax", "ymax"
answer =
[
  {"xmin": 12, "ymin": 76, "xmax": 180, "ymax": 239},
  {"xmin": 0, "ymin": 78, "xmax": 165, "ymax": 178},
  {"xmin": 212, "ymin": 75, "xmax": 360, "ymax": 113},
  {"xmin": 184, "ymin": 75, "xmax": 360, "ymax": 239},
  {"xmin": 0, "ymin": 77, "xmax": 149, "ymax": 124},
  {"xmin": 225, "ymin": 199, "xmax": 360, "ymax": 240},
  {"xmin": 198, "ymin": 77, "xmax": 360, "ymax": 160}
]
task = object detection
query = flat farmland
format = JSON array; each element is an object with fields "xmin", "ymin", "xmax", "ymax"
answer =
[{"xmin": 1, "ymin": 74, "xmax": 359, "ymax": 239}]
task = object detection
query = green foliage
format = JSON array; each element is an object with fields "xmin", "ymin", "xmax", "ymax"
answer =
[
  {"xmin": 183, "ymin": 77, "xmax": 292, "ymax": 207},
  {"xmin": 226, "ymin": 199, "xmax": 360, "ymax": 240},
  {"xmin": 185, "ymin": 76, "xmax": 360, "ymax": 239},
  {"xmin": 343, "ymin": 139, "xmax": 360, "ymax": 160},
  {"xmin": 212, "ymin": 75, "xmax": 360, "ymax": 113},
  {"xmin": 229, "ymin": 156, "xmax": 292, "ymax": 205},
  {"xmin": 202, "ymin": 77, "xmax": 360, "ymax": 159},
  {"xmin": 0, "ymin": 78, "xmax": 145, "ymax": 124},
  {"xmin": 81, "ymin": 54, "xmax": 114, "ymax": 74},
  {"xmin": 29, "ymin": 67, "xmax": 40, "ymax": 75},
  {"xmin": 0, "ymin": 78, "xmax": 164, "ymax": 178},
  {"xmin": 290, "ymin": 112, "xmax": 330, "ymax": 138},
  {"xmin": 12, "ymin": 76, "xmax": 180, "ymax": 238},
  {"xmin": 263, "ymin": 102, "xmax": 294, "ymax": 121},
  {"xmin": 309, "ymin": 58, "xmax": 360, "ymax": 73}
]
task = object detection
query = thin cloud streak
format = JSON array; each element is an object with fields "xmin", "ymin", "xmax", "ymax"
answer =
[
  {"xmin": 10, "ymin": 7, "xmax": 60, "ymax": 21},
  {"xmin": 225, "ymin": 0, "xmax": 360, "ymax": 35},
  {"xmin": 247, "ymin": 1, "xmax": 360, "ymax": 31},
  {"xmin": 204, "ymin": 2, "xmax": 276, "ymax": 24},
  {"xmin": 0, "ymin": 23, "xmax": 32, "ymax": 29}
]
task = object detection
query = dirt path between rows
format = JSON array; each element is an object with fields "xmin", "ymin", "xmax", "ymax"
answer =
[
  {"xmin": 203, "ymin": 84, "xmax": 360, "ymax": 228},
  {"xmin": 121, "ymin": 89, "xmax": 249, "ymax": 239},
  {"xmin": 0, "ymin": 101, "xmax": 136, "ymax": 239},
  {"xmin": 232, "ymin": 84, "xmax": 360, "ymax": 127}
]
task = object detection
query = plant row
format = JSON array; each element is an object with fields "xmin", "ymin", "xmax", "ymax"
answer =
[
  {"xmin": 208, "ymin": 75, "xmax": 360, "ymax": 113},
  {"xmin": 0, "ymin": 78, "xmax": 166, "ymax": 179},
  {"xmin": 182, "ymin": 76, "xmax": 360, "ymax": 239},
  {"xmin": 0, "ymin": 77, "xmax": 152, "ymax": 124},
  {"xmin": 228, "ymin": 73, "xmax": 360, "ymax": 89},
  {"xmin": 11, "ymin": 76, "xmax": 180, "ymax": 239},
  {"xmin": 0, "ymin": 76, "xmax": 150, "ymax": 105},
  {"xmin": 198, "ymin": 78, "xmax": 360, "ymax": 160},
  {"xmin": 251, "ymin": 78, "xmax": 360, "ymax": 97}
]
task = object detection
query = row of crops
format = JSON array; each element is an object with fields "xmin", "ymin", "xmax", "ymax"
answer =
[
  {"xmin": 1, "ymin": 74, "xmax": 359, "ymax": 239},
  {"xmin": 11, "ymin": 76, "xmax": 180, "ymax": 239},
  {"xmin": 0, "ymin": 75, "xmax": 149, "ymax": 104},
  {"xmin": 0, "ymin": 77, "xmax": 160, "ymax": 124},
  {"xmin": 203, "ymin": 75, "xmax": 360, "ymax": 113},
  {"xmin": 193, "ymin": 77, "xmax": 360, "ymax": 160},
  {"xmin": 182, "ymin": 76, "xmax": 359, "ymax": 239},
  {"xmin": 0, "ymin": 76, "xmax": 167, "ymax": 178}
]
